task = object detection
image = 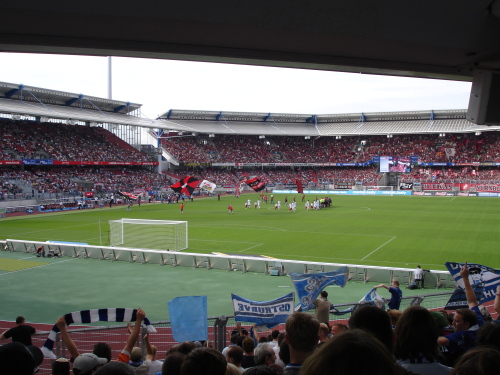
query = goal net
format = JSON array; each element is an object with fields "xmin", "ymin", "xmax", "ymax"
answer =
[{"xmin": 108, "ymin": 219, "xmax": 188, "ymax": 251}]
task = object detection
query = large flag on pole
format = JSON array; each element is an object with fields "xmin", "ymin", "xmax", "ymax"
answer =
[
  {"xmin": 296, "ymin": 179, "xmax": 304, "ymax": 194},
  {"xmin": 170, "ymin": 176, "xmax": 200, "ymax": 196},
  {"xmin": 232, "ymin": 293, "xmax": 295, "ymax": 329},
  {"xmin": 444, "ymin": 262, "xmax": 500, "ymax": 310},
  {"xmin": 290, "ymin": 268, "xmax": 348, "ymax": 311},
  {"xmin": 245, "ymin": 176, "xmax": 266, "ymax": 192},
  {"xmin": 199, "ymin": 179, "xmax": 217, "ymax": 193}
]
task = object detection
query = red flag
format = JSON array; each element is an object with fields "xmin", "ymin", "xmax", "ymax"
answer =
[
  {"xmin": 171, "ymin": 176, "xmax": 200, "ymax": 196},
  {"xmin": 296, "ymin": 179, "xmax": 304, "ymax": 194},
  {"xmin": 246, "ymin": 176, "xmax": 266, "ymax": 192}
]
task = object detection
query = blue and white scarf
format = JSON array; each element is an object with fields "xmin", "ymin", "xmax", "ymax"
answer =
[{"xmin": 41, "ymin": 308, "xmax": 156, "ymax": 359}]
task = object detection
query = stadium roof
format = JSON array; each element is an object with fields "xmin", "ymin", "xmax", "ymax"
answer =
[
  {"xmin": 0, "ymin": 82, "xmax": 141, "ymax": 114},
  {"xmin": 1, "ymin": 2, "xmax": 500, "ymax": 124},
  {"xmin": 0, "ymin": 2, "xmax": 498, "ymax": 82},
  {"xmin": 1, "ymin": 81, "xmax": 499, "ymax": 136}
]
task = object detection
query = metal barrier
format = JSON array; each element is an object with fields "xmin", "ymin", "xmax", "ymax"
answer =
[
  {"xmin": 29, "ymin": 290, "xmax": 453, "ymax": 374},
  {"xmin": 4, "ymin": 239, "xmax": 455, "ymax": 287}
]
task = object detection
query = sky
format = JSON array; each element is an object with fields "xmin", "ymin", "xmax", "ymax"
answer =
[{"xmin": 0, "ymin": 52, "xmax": 473, "ymax": 120}]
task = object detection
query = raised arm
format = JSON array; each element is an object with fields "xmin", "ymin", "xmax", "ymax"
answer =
[
  {"xmin": 494, "ymin": 285, "xmax": 500, "ymax": 316},
  {"xmin": 56, "ymin": 316, "xmax": 80, "ymax": 360},
  {"xmin": 123, "ymin": 308, "xmax": 146, "ymax": 355},
  {"xmin": 374, "ymin": 284, "xmax": 389, "ymax": 290},
  {"xmin": 460, "ymin": 262, "xmax": 478, "ymax": 309},
  {"xmin": 144, "ymin": 333, "xmax": 155, "ymax": 361}
]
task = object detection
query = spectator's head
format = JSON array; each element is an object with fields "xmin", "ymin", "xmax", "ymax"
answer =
[
  {"xmin": 177, "ymin": 341, "xmax": 197, "ymax": 355},
  {"xmin": 348, "ymin": 305, "xmax": 393, "ymax": 352},
  {"xmin": 300, "ymin": 329, "xmax": 400, "ymax": 375},
  {"xmin": 285, "ymin": 312, "xmax": 320, "ymax": 353},
  {"xmin": 0, "ymin": 342, "xmax": 44, "ymax": 375},
  {"xmin": 453, "ymin": 308, "xmax": 478, "ymax": 332},
  {"xmin": 330, "ymin": 323, "xmax": 348, "ymax": 336},
  {"xmin": 318, "ymin": 323, "xmax": 330, "ymax": 341},
  {"xmin": 271, "ymin": 330, "xmax": 280, "ymax": 340},
  {"xmin": 477, "ymin": 322, "xmax": 500, "ymax": 349},
  {"xmin": 320, "ymin": 291, "xmax": 328, "ymax": 298},
  {"xmin": 450, "ymin": 346, "xmax": 500, "ymax": 375},
  {"xmin": 244, "ymin": 365, "xmax": 282, "ymax": 375},
  {"xmin": 387, "ymin": 309, "xmax": 402, "ymax": 327},
  {"xmin": 394, "ymin": 305, "xmax": 440, "ymax": 362},
  {"xmin": 278, "ymin": 340, "xmax": 290, "ymax": 366},
  {"xmin": 94, "ymin": 362, "xmax": 135, "ymax": 375},
  {"xmin": 226, "ymin": 345, "xmax": 243, "ymax": 366},
  {"xmin": 93, "ymin": 343, "xmax": 112, "ymax": 363},
  {"xmin": 242, "ymin": 337, "xmax": 255, "ymax": 354},
  {"xmin": 162, "ymin": 351, "xmax": 186, "ymax": 375},
  {"xmin": 254, "ymin": 343, "xmax": 276, "ymax": 366},
  {"xmin": 73, "ymin": 353, "xmax": 108, "ymax": 375},
  {"xmin": 180, "ymin": 347, "xmax": 226, "ymax": 375},
  {"xmin": 52, "ymin": 358, "xmax": 71, "ymax": 375},
  {"xmin": 129, "ymin": 347, "xmax": 143, "ymax": 366},
  {"xmin": 16, "ymin": 316, "xmax": 26, "ymax": 325},
  {"xmin": 392, "ymin": 280, "xmax": 400, "ymax": 288},
  {"xmin": 277, "ymin": 332, "xmax": 285, "ymax": 346}
]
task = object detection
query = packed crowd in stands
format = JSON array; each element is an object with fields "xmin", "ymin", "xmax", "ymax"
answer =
[
  {"xmin": 160, "ymin": 132, "xmax": 500, "ymax": 164},
  {"xmin": 2, "ymin": 118, "xmax": 500, "ymax": 200},
  {"xmin": 2, "ymin": 264, "xmax": 499, "ymax": 375},
  {"xmin": 0, "ymin": 118, "xmax": 155, "ymax": 163}
]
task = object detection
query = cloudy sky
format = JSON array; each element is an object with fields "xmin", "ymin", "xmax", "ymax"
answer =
[{"xmin": 0, "ymin": 52, "xmax": 472, "ymax": 119}]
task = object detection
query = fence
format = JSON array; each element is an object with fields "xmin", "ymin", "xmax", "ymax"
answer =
[
  {"xmin": 28, "ymin": 291, "xmax": 452, "ymax": 375},
  {"xmin": 4, "ymin": 239, "xmax": 456, "ymax": 288}
]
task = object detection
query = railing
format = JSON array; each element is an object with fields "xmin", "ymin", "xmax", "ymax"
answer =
[
  {"xmin": 28, "ymin": 291, "xmax": 453, "ymax": 375},
  {"xmin": 4, "ymin": 239, "xmax": 455, "ymax": 288}
]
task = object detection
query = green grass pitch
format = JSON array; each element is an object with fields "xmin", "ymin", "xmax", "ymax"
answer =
[{"xmin": 1, "ymin": 194, "xmax": 499, "ymax": 271}]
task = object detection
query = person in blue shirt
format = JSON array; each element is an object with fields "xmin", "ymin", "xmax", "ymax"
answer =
[
  {"xmin": 375, "ymin": 280, "xmax": 403, "ymax": 310},
  {"xmin": 437, "ymin": 262, "xmax": 485, "ymax": 365}
]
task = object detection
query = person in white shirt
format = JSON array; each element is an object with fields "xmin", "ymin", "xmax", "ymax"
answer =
[{"xmin": 414, "ymin": 265, "xmax": 424, "ymax": 289}]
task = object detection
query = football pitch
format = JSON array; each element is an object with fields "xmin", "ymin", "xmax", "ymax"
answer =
[{"xmin": 1, "ymin": 193, "xmax": 499, "ymax": 271}]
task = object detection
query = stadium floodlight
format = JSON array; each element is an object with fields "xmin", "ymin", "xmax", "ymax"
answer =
[{"xmin": 108, "ymin": 219, "xmax": 188, "ymax": 251}]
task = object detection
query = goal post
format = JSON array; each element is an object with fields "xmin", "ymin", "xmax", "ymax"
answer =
[{"xmin": 108, "ymin": 218, "xmax": 188, "ymax": 251}]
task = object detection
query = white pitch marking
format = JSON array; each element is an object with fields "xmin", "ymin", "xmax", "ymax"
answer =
[{"xmin": 361, "ymin": 236, "xmax": 397, "ymax": 261}]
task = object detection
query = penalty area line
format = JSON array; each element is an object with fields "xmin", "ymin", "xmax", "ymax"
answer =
[{"xmin": 361, "ymin": 236, "xmax": 396, "ymax": 261}]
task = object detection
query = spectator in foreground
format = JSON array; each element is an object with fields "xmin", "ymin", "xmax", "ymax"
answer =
[
  {"xmin": 394, "ymin": 305, "xmax": 451, "ymax": 373},
  {"xmin": 450, "ymin": 346, "xmax": 500, "ymax": 375},
  {"xmin": 283, "ymin": 312, "xmax": 319, "ymax": 375},
  {"xmin": 300, "ymin": 329, "xmax": 401, "ymax": 375},
  {"xmin": 438, "ymin": 263, "xmax": 484, "ymax": 365},
  {"xmin": 348, "ymin": 304, "xmax": 394, "ymax": 352}
]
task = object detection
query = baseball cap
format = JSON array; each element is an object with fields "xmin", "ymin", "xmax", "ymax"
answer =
[{"xmin": 73, "ymin": 353, "xmax": 108, "ymax": 373}]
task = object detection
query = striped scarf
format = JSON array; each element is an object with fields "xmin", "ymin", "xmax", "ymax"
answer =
[{"xmin": 41, "ymin": 308, "xmax": 157, "ymax": 359}]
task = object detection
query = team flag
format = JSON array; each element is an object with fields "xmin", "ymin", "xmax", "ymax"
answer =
[
  {"xmin": 290, "ymin": 268, "xmax": 348, "ymax": 311},
  {"xmin": 232, "ymin": 293, "xmax": 295, "ymax": 329},
  {"xmin": 168, "ymin": 296, "xmax": 208, "ymax": 342},
  {"xmin": 444, "ymin": 262, "xmax": 500, "ymax": 310},
  {"xmin": 296, "ymin": 179, "xmax": 304, "ymax": 194},
  {"xmin": 170, "ymin": 176, "xmax": 200, "ymax": 196},
  {"xmin": 116, "ymin": 191, "xmax": 139, "ymax": 200},
  {"xmin": 199, "ymin": 179, "xmax": 217, "ymax": 193},
  {"xmin": 245, "ymin": 176, "xmax": 266, "ymax": 192}
]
